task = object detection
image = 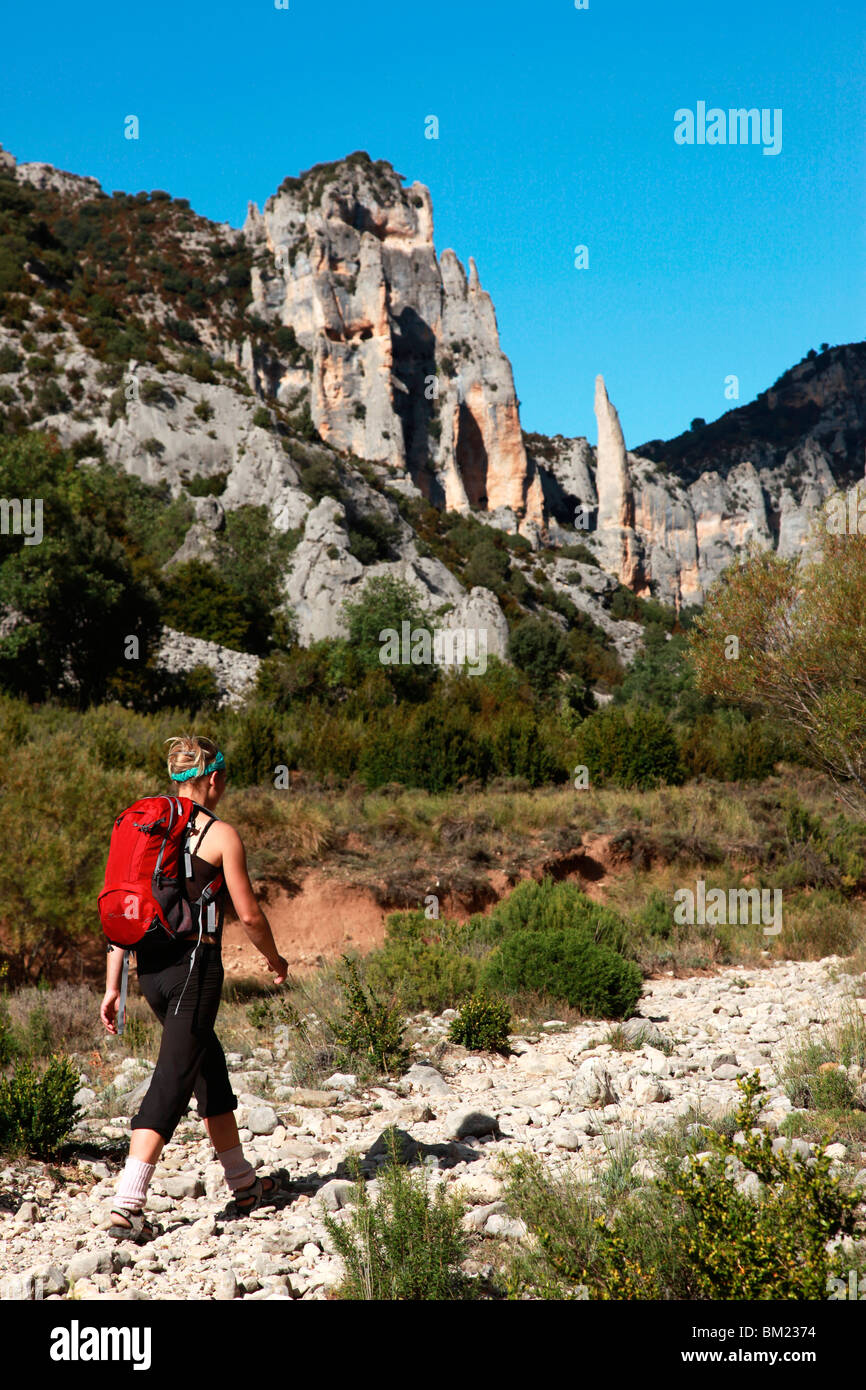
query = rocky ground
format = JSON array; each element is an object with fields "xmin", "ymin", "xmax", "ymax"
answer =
[{"xmin": 3, "ymin": 956, "xmax": 866, "ymax": 1301}]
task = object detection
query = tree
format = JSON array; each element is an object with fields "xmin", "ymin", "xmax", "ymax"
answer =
[
  {"xmin": 688, "ymin": 521, "xmax": 866, "ymax": 810},
  {"xmin": 507, "ymin": 617, "xmax": 568, "ymax": 698},
  {"xmin": 342, "ymin": 574, "xmax": 437, "ymax": 700},
  {"xmin": 0, "ymin": 434, "xmax": 162, "ymax": 706}
]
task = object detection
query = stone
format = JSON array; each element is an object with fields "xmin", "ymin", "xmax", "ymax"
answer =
[
  {"xmin": 517, "ymin": 1051, "xmax": 571, "ymax": 1076},
  {"xmin": 712, "ymin": 1052, "xmax": 739, "ymax": 1070},
  {"xmin": 67, "ymin": 1249, "xmax": 113, "ymax": 1282},
  {"xmin": 451, "ymin": 1173, "xmax": 503, "ymax": 1204},
  {"xmin": 214, "ymin": 1269, "xmax": 238, "ymax": 1300},
  {"xmin": 633, "ymin": 1075, "xmax": 670, "ymax": 1105},
  {"xmin": 36, "ymin": 1265, "xmax": 69, "ymax": 1296},
  {"xmin": 713, "ymin": 1065, "xmax": 740, "ymax": 1081},
  {"xmin": 15, "ymin": 1201, "xmax": 38, "ymax": 1225},
  {"xmin": 247, "ymin": 1107, "xmax": 279, "ymax": 1136},
  {"xmin": 484, "ymin": 1213, "xmax": 528, "ymax": 1239},
  {"xmin": 619, "ymin": 1018, "xmax": 670, "ymax": 1049},
  {"xmin": 735, "ymin": 1171, "xmax": 764, "ymax": 1201},
  {"xmin": 551, "ymin": 1128, "xmax": 581, "ymax": 1151},
  {"xmin": 404, "ymin": 1064, "xmax": 453, "ymax": 1097},
  {"xmin": 771, "ymin": 1137, "xmax": 812, "ymax": 1161},
  {"xmin": 823, "ymin": 1143, "xmax": 847, "ymax": 1161},
  {"xmin": 643, "ymin": 1046, "xmax": 671, "ymax": 1077},
  {"xmin": 323, "ymin": 1073, "xmax": 357, "ymax": 1091},
  {"xmin": 315, "ymin": 1180, "xmax": 357, "ymax": 1213},
  {"xmin": 593, "ymin": 375, "xmax": 642, "ymax": 588},
  {"xmin": 161, "ymin": 1175, "xmax": 205, "ymax": 1200},
  {"xmin": 285, "ymin": 1089, "xmax": 341, "ymax": 1108},
  {"xmin": 852, "ymin": 1169, "xmax": 866, "ymax": 1192},
  {"xmin": 571, "ymin": 1059, "xmax": 618, "ymax": 1108},
  {"xmin": 73, "ymin": 1087, "xmax": 96, "ymax": 1109},
  {"xmin": 445, "ymin": 1111, "xmax": 500, "ymax": 1141},
  {"xmin": 462, "ymin": 1200, "xmax": 506, "ymax": 1231}
]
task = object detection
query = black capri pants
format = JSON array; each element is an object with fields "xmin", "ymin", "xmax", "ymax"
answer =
[{"xmin": 131, "ymin": 945, "xmax": 237, "ymax": 1142}]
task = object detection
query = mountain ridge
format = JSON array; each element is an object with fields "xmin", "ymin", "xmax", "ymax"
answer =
[{"xmin": 0, "ymin": 138, "xmax": 862, "ymax": 655}]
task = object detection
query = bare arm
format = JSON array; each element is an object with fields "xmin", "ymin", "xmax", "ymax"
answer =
[
  {"xmin": 220, "ymin": 825, "xmax": 287, "ymax": 983},
  {"xmin": 101, "ymin": 945, "xmax": 125, "ymax": 1033}
]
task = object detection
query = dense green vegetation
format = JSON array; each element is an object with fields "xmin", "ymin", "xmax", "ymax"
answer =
[{"xmin": 502, "ymin": 1074, "xmax": 866, "ymax": 1300}]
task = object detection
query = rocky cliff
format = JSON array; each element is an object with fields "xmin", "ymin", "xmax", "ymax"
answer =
[
  {"xmin": 0, "ymin": 136, "xmax": 862, "ymax": 660},
  {"xmin": 243, "ymin": 153, "xmax": 540, "ymax": 527},
  {"xmin": 533, "ymin": 345, "xmax": 866, "ymax": 606}
]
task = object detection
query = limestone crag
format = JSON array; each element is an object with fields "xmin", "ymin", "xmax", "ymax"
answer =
[
  {"xmin": 244, "ymin": 155, "xmax": 541, "ymax": 529},
  {"xmin": 532, "ymin": 344, "xmax": 866, "ymax": 606},
  {"xmin": 1, "ymin": 139, "xmax": 864, "ymax": 626},
  {"xmin": 157, "ymin": 628, "xmax": 261, "ymax": 708},
  {"xmin": 593, "ymin": 375, "xmax": 644, "ymax": 590}
]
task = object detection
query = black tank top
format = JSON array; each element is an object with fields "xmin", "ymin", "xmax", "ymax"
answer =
[{"xmin": 135, "ymin": 803, "xmax": 227, "ymax": 970}]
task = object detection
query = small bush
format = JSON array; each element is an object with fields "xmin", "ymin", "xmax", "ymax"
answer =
[
  {"xmin": 365, "ymin": 938, "xmax": 479, "ymax": 1015},
  {"xmin": 468, "ymin": 877, "xmax": 630, "ymax": 954},
  {"xmin": 0, "ymin": 1055, "xmax": 81, "ymax": 1157},
  {"xmin": 590, "ymin": 1074, "xmax": 862, "ymax": 1299},
  {"xmin": 634, "ymin": 888, "xmax": 675, "ymax": 940},
  {"xmin": 481, "ymin": 930, "xmax": 642, "ymax": 1020},
  {"xmin": 447, "ymin": 992, "xmax": 512, "ymax": 1052},
  {"xmin": 322, "ymin": 1133, "xmax": 474, "ymax": 1299},
  {"xmin": 503, "ymin": 1075, "xmax": 863, "ymax": 1300},
  {"xmin": 575, "ymin": 705, "xmax": 685, "ymax": 789},
  {"xmin": 185, "ymin": 471, "xmax": 227, "ymax": 497},
  {"xmin": 330, "ymin": 956, "xmax": 409, "ymax": 1077}
]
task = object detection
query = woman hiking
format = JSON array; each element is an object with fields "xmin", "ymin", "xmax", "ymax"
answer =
[{"xmin": 100, "ymin": 735, "xmax": 289, "ymax": 1241}]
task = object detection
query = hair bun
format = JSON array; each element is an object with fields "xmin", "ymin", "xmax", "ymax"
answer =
[{"xmin": 164, "ymin": 734, "xmax": 218, "ymax": 782}]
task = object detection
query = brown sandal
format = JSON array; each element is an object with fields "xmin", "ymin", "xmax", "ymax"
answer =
[
  {"xmin": 231, "ymin": 1175, "xmax": 279, "ymax": 1216},
  {"xmin": 108, "ymin": 1208, "xmax": 160, "ymax": 1243}
]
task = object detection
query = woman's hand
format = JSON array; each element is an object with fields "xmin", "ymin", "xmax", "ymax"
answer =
[
  {"xmin": 101, "ymin": 989, "xmax": 121, "ymax": 1034},
  {"xmin": 268, "ymin": 955, "xmax": 289, "ymax": 986}
]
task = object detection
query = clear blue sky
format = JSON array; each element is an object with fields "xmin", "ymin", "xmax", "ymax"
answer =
[{"xmin": 2, "ymin": 0, "xmax": 863, "ymax": 447}]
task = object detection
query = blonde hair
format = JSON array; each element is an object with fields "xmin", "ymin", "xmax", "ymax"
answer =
[{"xmin": 165, "ymin": 734, "xmax": 219, "ymax": 784}]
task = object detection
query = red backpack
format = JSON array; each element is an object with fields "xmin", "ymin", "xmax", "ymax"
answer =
[{"xmin": 98, "ymin": 796, "xmax": 224, "ymax": 948}]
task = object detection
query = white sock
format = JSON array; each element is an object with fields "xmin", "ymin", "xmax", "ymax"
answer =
[
  {"xmin": 216, "ymin": 1143, "xmax": 256, "ymax": 1192},
  {"xmin": 114, "ymin": 1157, "xmax": 155, "ymax": 1212}
]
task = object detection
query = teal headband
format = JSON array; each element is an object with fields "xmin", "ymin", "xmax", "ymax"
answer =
[{"xmin": 171, "ymin": 750, "xmax": 225, "ymax": 782}]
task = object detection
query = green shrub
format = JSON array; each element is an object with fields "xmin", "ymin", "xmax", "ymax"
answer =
[
  {"xmin": 574, "ymin": 705, "xmax": 685, "ymax": 789},
  {"xmin": 330, "ymin": 956, "xmax": 409, "ymax": 1077},
  {"xmin": 185, "ymin": 471, "xmax": 227, "ymax": 497},
  {"xmin": 468, "ymin": 877, "xmax": 630, "ymax": 954},
  {"xmin": 0, "ymin": 1055, "xmax": 81, "ymax": 1157},
  {"xmin": 634, "ymin": 888, "xmax": 675, "ymax": 939},
  {"xmin": 590, "ymin": 1075, "xmax": 862, "ymax": 1299},
  {"xmin": 503, "ymin": 1075, "xmax": 862, "ymax": 1301},
  {"xmin": 447, "ymin": 992, "xmax": 512, "ymax": 1051},
  {"xmin": 508, "ymin": 617, "xmax": 569, "ymax": 697},
  {"xmin": 322, "ymin": 1133, "xmax": 473, "ymax": 1299},
  {"xmin": 0, "ymin": 997, "xmax": 14, "ymax": 1065},
  {"xmin": 225, "ymin": 705, "xmax": 288, "ymax": 787},
  {"xmin": 481, "ymin": 929, "xmax": 642, "ymax": 1019},
  {"xmin": 365, "ymin": 939, "xmax": 479, "ymax": 1014}
]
